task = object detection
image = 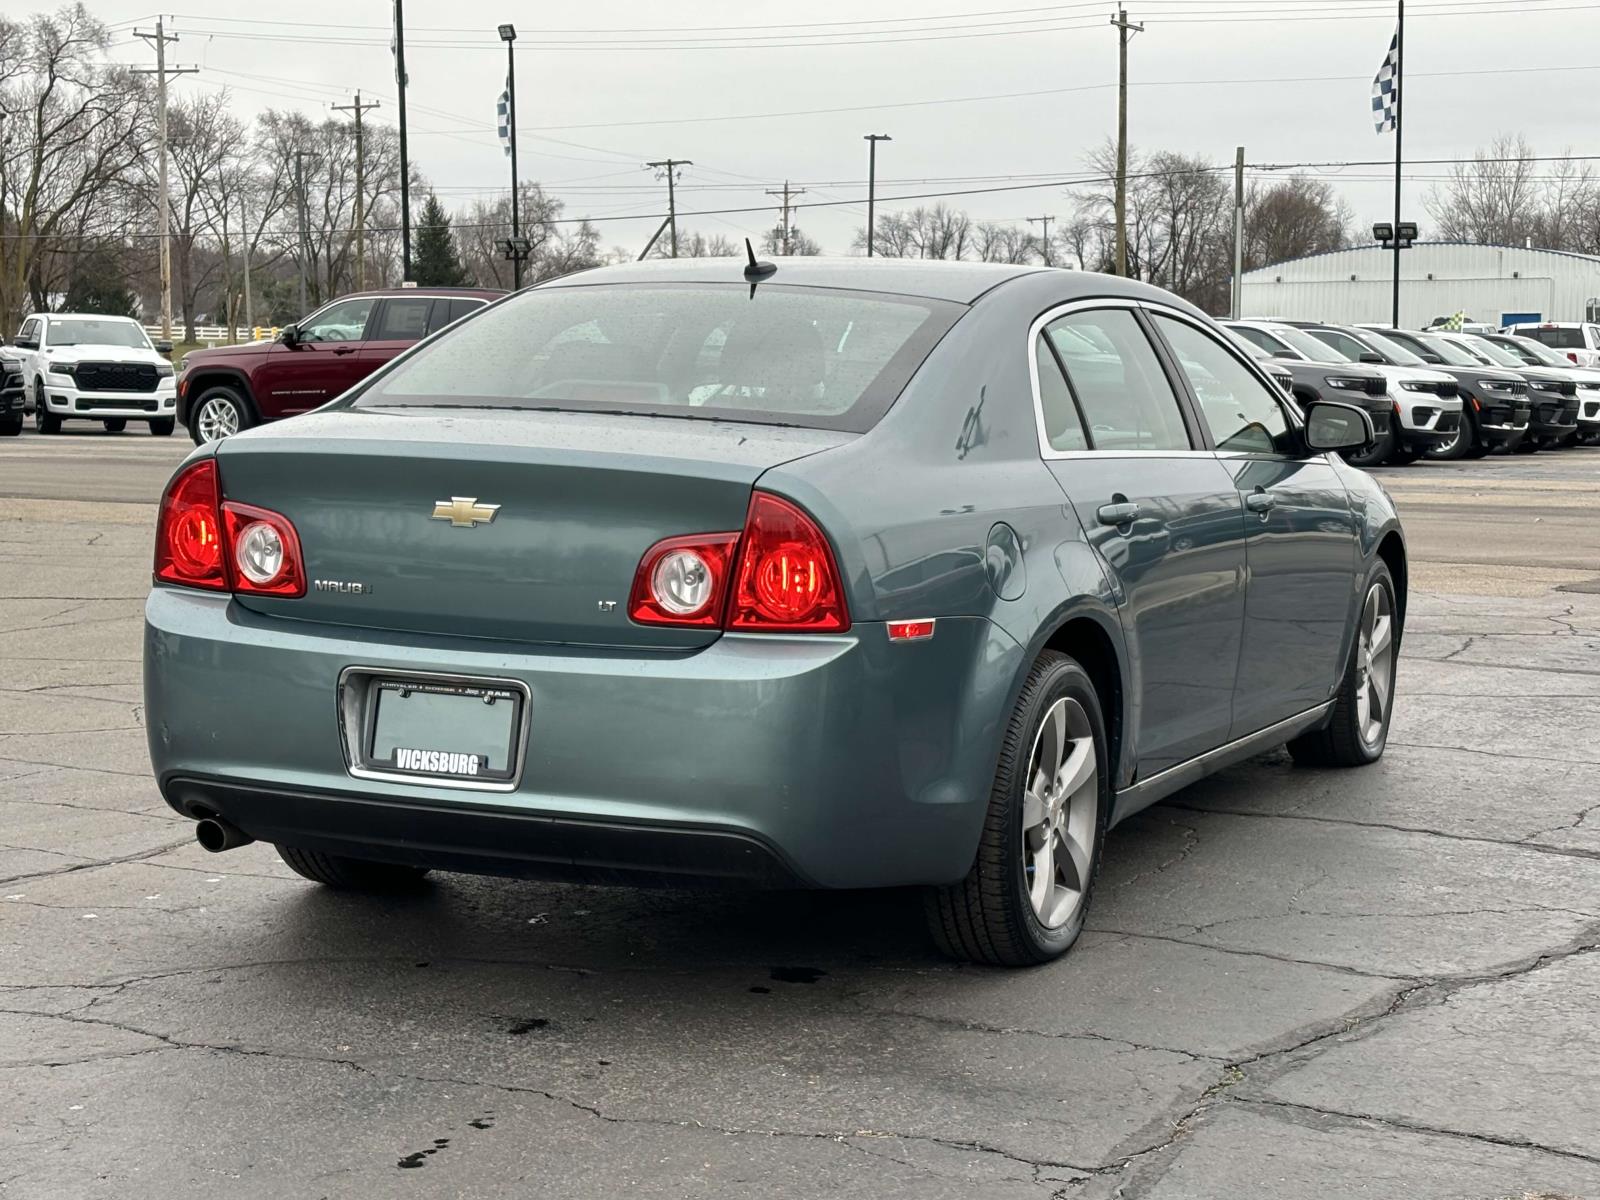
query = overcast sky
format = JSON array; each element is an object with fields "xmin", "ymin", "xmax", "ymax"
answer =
[{"xmin": 95, "ymin": 0, "xmax": 1600, "ymax": 257}]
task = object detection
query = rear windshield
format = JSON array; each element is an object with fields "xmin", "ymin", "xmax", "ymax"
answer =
[
  {"xmin": 48, "ymin": 320, "xmax": 150, "ymax": 350},
  {"xmin": 355, "ymin": 282, "xmax": 962, "ymax": 432},
  {"xmin": 1519, "ymin": 327, "xmax": 1584, "ymax": 349}
]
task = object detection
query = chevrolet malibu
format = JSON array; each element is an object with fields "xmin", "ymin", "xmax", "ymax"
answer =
[{"xmin": 143, "ymin": 258, "xmax": 1405, "ymax": 966}]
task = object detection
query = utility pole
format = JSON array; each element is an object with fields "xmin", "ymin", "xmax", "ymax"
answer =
[
  {"xmin": 294, "ymin": 150, "xmax": 310, "ymax": 315},
  {"xmin": 132, "ymin": 18, "xmax": 197, "ymax": 342},
  {"xmin": 1110, "ymin": 5, "xmax": 1142, "ymax": 278},
  {"xmin": 393, "ymin": 0, "xmax": 412, "ymax": 281},
  {"xmin": 498, "ymin": 25, "xmax": 522, "ymax": 288},
  {"xmin": 239, "ymin": 187, "xmax": 253, "ymax": 335},
  {"xmin": 332, "ymin": 92, "xmax": 380, "ymax": 290},
  {"xmin": 1028, "ymin": 214, "xmax": 1055, "ymax": 265},
  {"xmin": 765, "ymin": 180, "xmax": 806, "ymax": 254},
  {"xmin": 1391, "ymin": 0, "xmax": 1405, "ymax": 328},
  {"xmin": 863, "ymin": 134, "xmax": 891, "ymax": 256},
  {"xmin": 645, "ymin": 159, "xmax": 691, "ymax": 257},
  {"xmin": 1231, "ymin": 146, "xmax": 1245, "ymax": 318}
]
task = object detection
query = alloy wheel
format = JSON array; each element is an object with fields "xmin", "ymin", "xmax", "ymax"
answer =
[
  {"xmin": 1021, "ymin": 697, "xmax": 1099, "ymax": 929},
  {"xmin": 196, "ymin": 396, "xmax": 240, "ymax": 442},
  {"xmin": 1355, "ymin": 581, "xmax": 1395, "ymax": 747}
]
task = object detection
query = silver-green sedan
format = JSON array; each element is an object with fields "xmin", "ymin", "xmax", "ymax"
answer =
[{"xmin": 144, "ymin": 257, "xmax": 1402, "ymax": 965}]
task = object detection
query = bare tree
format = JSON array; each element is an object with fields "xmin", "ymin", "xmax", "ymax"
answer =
[
  {"xmin": 1243, "ymin": 175, "xmax": 1352, "ymax": 270},
  {"xmin": 1425, "ymin": 133, "xmax": 1543, "ymax": 246},
  {"xmin": 650, "ymin": 230, "xmax": 738, "ymax": 258},
  {"xmin": 852, "ymin": 203, "xmax": 973, "ymax": 259},
  {"xmin": 972, "ymin": 222, "xmax": 1038, "ymax": 264},
  {"xmin": 761, "ymin": 225, "xmax": 821, "ymax": 256},
  {"xmin": 0, "ymin": 5, "xmax": 152, "ymax": 329},
  {"xmin": 458, "ymin": 184, "xmax": 602, "ymax": 287},
  {"xmin": 160, "ymin": 90, "xmax": 245, "ymax": 339}
]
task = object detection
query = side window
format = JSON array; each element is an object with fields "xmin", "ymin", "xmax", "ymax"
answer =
[
  {"xmin": 448, "ymin": 298, "xmax": 486, "ymax": 324},
  {"xmin": 18, "ymin": 319, "xmax": 39, "ymax": 347},
  {"xmin": 1043, "ymin": 309, "xmax": 1191, "ymax": 452},
  {"xmin": 299, "ymin": 298, "xmax": 375, "ymax": 343},
  {"xmin": 1231, "ymin": 326, "xmax": 1285, "ymax": 356},
  {"xmin": 1033, "ymin": 338, "xmax": 1088, "ymax": 451},
  {"xmin": 1311, "ymin": 329, "xmax": 1371, "ymax": 361},
  {"xmin": 373, "ymin": 297, "xmax": 434, "ymax": 342},
  {"xmin": 1155, "ymin": 314, "xmax": 1294, "ymax": 455}
]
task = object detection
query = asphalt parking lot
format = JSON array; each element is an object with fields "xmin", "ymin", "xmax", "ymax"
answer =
[{"xmin": 3, "ymin": 426, "xmax": 1599, "ymax": 1199}]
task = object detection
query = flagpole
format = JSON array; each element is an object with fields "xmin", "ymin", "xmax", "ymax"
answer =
[{"xmin": 1391, "ymin": 0, "xmax": 1404, "ymax": 327}]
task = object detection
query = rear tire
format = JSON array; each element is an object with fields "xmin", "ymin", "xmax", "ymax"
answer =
[
  {"xmin": 102, "ymin": 418, "xmax": 127, "ymax": 433},
  {"xmin": 1288, "ymin": 561, "xmax": 1398, "ymax": 769},
  {"xmin": 149, "ymin": 417, "xmax": 175, "ymax": 437},
  {"xmin": 276, "ymin": 844, "xmax": 432, "ymax": 891},
  {"xmin": 926, "ymin": 651, "xmax": 1109, "ymax": 966}
]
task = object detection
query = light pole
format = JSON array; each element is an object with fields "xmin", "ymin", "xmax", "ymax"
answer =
[
  {"xmin": 864, "ymin": 134, "xmax": 891, "ymax": 257},
  {"xmin": 498, "ymin": 23, "xmax": 522, "ymax": 288}
]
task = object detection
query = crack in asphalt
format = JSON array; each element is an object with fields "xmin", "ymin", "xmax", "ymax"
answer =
[
  {"xmin": 0, "ymin": 834, "xmax": 196, "ymax": 886},
  {"xmin": 1159, "ymin": 799, "xmax": 1600, "ymax": 863}
]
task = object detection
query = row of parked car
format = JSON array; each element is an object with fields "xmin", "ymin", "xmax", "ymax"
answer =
[
  {"xmin": 1223, "ymin": 319, "xmax": 1600, "ymax": 465},
  {"xmin": 4, "ymin": 291, "xmax": 1599, "ymax": 467}
]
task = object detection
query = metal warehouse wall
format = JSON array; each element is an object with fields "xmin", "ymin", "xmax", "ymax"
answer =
[{"xmin": 1239, "ymin": 243, "xmax": 1600, "ymax": 328}]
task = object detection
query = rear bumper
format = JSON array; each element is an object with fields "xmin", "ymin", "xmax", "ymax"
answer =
[{"xmin": 143, "ymin": 589, "xmax": 1018, "ymax": 889}]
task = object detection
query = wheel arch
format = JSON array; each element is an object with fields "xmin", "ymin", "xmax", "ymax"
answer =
[
  {"xmin": 1375, "ymin": 526, "xmax": 1408, "ymax": 633},
  {"xmin": 1010, "ymin": 601, "xmax": 1130, "ymax": 793}
]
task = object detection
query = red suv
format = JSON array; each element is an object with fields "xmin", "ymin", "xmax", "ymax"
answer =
[{"xmin": 176, "ymin": 287, "xmax": 504, "ymax": 444}]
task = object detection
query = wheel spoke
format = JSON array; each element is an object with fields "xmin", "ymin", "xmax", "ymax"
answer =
[
  {"xmin": 1056, "ymin": 737, "xmax": 1095, "ymax": 800},
  {"xmin": 1021, "ymin": 787, "xmax": 1046, "ymax": 834},
  {"xmin": 1369, "ymin": 613, "xmax": 1392, "ymax": 657},
  {"xmin": 1028, "ymin": 835, "xmax": 1054, "ymax": 914},
  {"xmin": 1366, "ymin": 674, "xmax": 1386, "ymax": 726},
  {"xmin": 1057, "ymin": 828, "xmax": 1092, "ymax": 892}
]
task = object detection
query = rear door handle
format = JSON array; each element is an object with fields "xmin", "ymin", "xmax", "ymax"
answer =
[
  {"xmin": 1096, "ymin": 501, "xmax": 1141, "ymax": 526},
  {"xmin": 1245, "ymin": 490, "xmax": 1276, "ymax": 514}
]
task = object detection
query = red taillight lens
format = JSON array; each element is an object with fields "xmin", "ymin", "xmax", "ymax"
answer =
[
  {"xmin": 223, "ymin": 501, "xmax": 306, "ymax": 597},
  {"xmin": 155, "ymin": 460, "xmax": 226, "ymax": 590},
  {"xmin": 729, "ymin": 493, "xmax": 849, "ymax": 632},
  {"xmin": 629, "ymin": 532, "xmax": 739, "ymax": 626},
  {"xmin": 153, "ymin": 460, "xmax": 305, "ymax": 597}
]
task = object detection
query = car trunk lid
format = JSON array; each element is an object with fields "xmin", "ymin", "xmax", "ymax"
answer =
[{"xmin": 214, "ymin": 407, "xmax": 851, "ymax": 648}]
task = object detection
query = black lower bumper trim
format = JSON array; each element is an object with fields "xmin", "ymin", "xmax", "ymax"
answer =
[{"xmin": 162, "ymin": 775, "xmax": 809, "ymax": 889}]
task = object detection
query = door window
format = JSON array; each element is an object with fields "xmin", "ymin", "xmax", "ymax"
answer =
[
  {"xmin": 373, "ymin": 297, "xmax": 434, "ymax": 341},
  {"xmin": 1155, "ymin": 315, "xmax": 1294, "ymax": 455},
  {"xmin": 17, "ymin": 319, "xmax": 40, "ymax": 348},
  {"xmin": 1033, "ymin": 339, "xmax": 1088, "ymax": 450},
  {"xmin": 1042, "ymin": 309, "xmax": 1191, "ymax": 451},
  {"xmin": 299, "ymin": 298, "xmax": 375, "ymax": 343}
]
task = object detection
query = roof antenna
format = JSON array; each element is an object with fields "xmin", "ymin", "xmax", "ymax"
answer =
[{"xmin": 744, "ymin": 238, "xmax": 777, "ymax": 297}]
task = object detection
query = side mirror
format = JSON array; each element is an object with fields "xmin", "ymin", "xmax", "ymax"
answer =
[
  {"xmin": 1304, "ymin": 400, "xmax": 1375, "ymax": 454},
  {"xmin": 1357, "ymin": 351, "xmax": 1385, "ymax": 365},
  {"xmin": 1420, "ymin": 352, "xmax": 1443, "ymax": 364},
  {"xmin": 278, "ymin": 324, "xmax": 299, "ymax": 347},
  {"xmin": 155, "ymin": 339, "xmax": 174, "ymax": 357},
  {"xmin": 14, "ymin": 339, "xmax": 36, "ymax": 351}
]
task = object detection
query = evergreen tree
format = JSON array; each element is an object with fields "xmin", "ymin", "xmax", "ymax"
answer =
[{"xmin": 413, "ymin": 195, "xmax": 470, "ymax": 286}]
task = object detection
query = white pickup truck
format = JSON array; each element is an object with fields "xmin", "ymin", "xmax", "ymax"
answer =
[{"xmin": 12, "ymin": 312, "xmax": 178, "ymax": 435}]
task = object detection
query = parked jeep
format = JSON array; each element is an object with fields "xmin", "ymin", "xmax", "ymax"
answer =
[
  {"xmin": 176, "ymin": 287, "xmax": 504, "ymax": 444},
  {"xmin": 0, "ymin": 347, "xmax": 24, "ymax": 436}
]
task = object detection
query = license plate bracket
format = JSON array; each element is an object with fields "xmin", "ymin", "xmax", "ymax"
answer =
[{"xmin": 346, "ymin": 672, "xmax": 528, "ymax": 788}]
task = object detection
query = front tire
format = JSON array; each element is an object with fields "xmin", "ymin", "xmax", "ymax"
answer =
[
  {"xmin": 102, "ymin": 418, "xmax": 127, "ymax": 433},
  {"xmin": 1288, "ymin": 561, "xmax": 1399, "ymax": 768},
  {"xmin": 34, "ymin": 381, "xmax": 60, "ymax": 434},
  {"xmin": 149, "ymin": 417, "xmax": 175, "ymax": 437},
  {"xmin": 0, "ymin": 416, "xmax": 20, "ymax": 437},
  {"xmin": 277, "ymin": 844, "xmax": 431, "ymax": 891},
  {"xmin": 926, "ymin": 651, "xmax": 1109, "ymax": 966},
  {"xmin": 1341, "ymin": 419, "xmax": 1396, "ymax": 469},
  {"xmin": 1423, "ymin": 414, "xmax": 1472, "ymax": 460},
  {"xmin": 189, "ymin": 386, "xmax": 251, "ymax": 445}
]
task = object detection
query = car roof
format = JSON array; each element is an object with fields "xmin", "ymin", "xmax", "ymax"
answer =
[
  {"xmin": 333, "ymin": 287, "xmax": 506, "ymax": 301},
  {"xmin": 535, "ymin": 256, "xmax": 1055, "ymax": 304},
  {"xmin": 34, "ymin": 312, "xmax": 141, "ymax": 322}
]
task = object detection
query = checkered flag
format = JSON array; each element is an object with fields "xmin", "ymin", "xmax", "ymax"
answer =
[
  {"xmin": 496, "ymin": 84, "xmax": 512, "ymax": 157},
  {"xmin": 1371, "ymin": 27, "xmax": 1399, "ymax": 133}
]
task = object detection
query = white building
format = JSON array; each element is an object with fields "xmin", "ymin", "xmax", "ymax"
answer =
[{"xmin": 1239, "ymin": 242, "xmax": 1600, "ymax": 329}]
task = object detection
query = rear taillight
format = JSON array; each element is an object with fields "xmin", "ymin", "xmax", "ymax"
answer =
[
  {"xmin": 154, "ymin": 460, "xmax": 305, "ymax": 597},
  {"xmin": 155, "ymin": 460, "xmax": 227, "ymax": 590},
  {"xmin": 627, "ymin": 492, "xmax": 850, "ymax": 633},
  {"xmin": 729, "ymin": 493, "xmax": 849, "ymax": 632},
  {"xmin": 223, "ymin": 501, "xmax": 305, "ymax": 596},
  {"xmin": 628, "ymin": 532, "xmax": 740, "ymax": 626}
]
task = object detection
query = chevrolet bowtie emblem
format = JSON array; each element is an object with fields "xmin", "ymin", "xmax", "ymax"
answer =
[{"xmin": 431, "ymin": 496, "xmax": 501, "ymax": 528}]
